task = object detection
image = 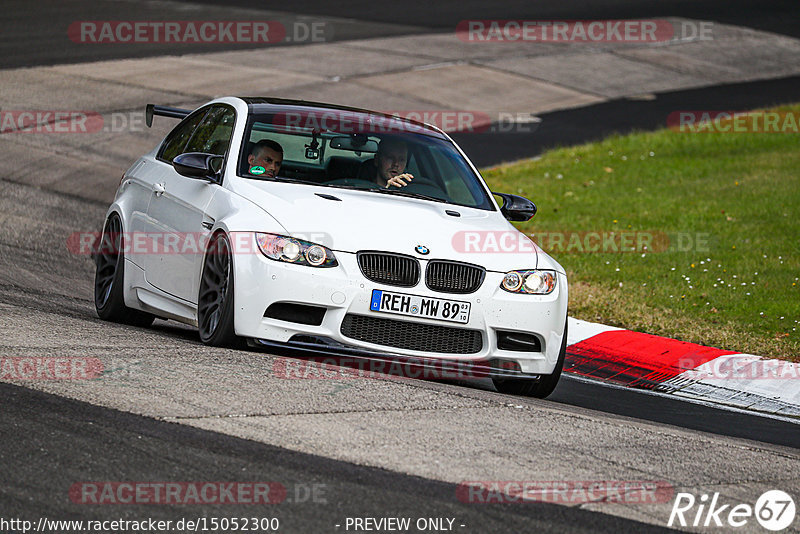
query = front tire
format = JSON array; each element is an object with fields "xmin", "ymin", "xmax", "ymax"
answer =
[
  {"xmin": 93, "ymin": 214, "xmax": 155, "ymax": 327},
  {"xmin": 492, "ymin": 320, "xmax": 568, "ymax": 398},
  {"xmin": 197, "ymin": 232, "xmax": 239, "ymax": 347}
]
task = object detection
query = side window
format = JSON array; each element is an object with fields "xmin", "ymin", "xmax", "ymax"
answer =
[
  {"xmin": 185, "ymin": 106, "xmax": 236, "ymax": 158},
  {"xmin": 159, "ymin": 110, "xmax": 208, "ymax": 163}
]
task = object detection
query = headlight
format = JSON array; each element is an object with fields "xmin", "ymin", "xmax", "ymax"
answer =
[
  {"xmin": 305, "ymin": 244, "xmax": 327, "ymax": 266},
  {"xmin": 501, "ymin": 270, "xmax": 556, "ymax": 294},
  {"xmin": 255, "ymin": 233, "xmax": 338, "ymax": 267},
  {"xmin": 501, "ymin": 271, "xmax": 523, "ymax": 292}
]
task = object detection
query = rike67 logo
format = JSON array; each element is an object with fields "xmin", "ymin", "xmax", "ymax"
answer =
[{"xmin": 668, "ymin": 490, "xmax": 796, "ymax": 531}]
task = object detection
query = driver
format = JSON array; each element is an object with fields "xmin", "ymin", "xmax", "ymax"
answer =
[
  {"xmin": 357, "ymin": 138, "xmax": 413, "ymax": 188},
  {"xmin": 247, "ymin": 139, "xmax": 283, "ymax": 178}
]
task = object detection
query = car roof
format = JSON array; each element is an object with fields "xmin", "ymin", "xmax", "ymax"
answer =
[{"xmin": 239, "ymin": 97, "xmax": 449, "ymax": 140}]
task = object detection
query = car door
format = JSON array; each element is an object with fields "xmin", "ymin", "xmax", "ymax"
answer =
[
  {"xmin": 119, "ymin": 157, "xmax": 159, "ymax": 271},
  {"xmin": 144, "ymin": 104, "xmax": 236, "ymax": 303}
]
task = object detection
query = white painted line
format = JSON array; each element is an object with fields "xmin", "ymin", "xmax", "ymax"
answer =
[{"xmin": 566, "ymin": 316, "xmax": 621, "ymax": 346}]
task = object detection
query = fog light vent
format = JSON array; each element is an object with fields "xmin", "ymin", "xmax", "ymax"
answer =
[
  {"xmin": 264, "ymin": 302, "xmax": 326, "ymax": 326},
  {"xmin": 496, "ymin": 331, "xmax": 542, "ymax": 352}
]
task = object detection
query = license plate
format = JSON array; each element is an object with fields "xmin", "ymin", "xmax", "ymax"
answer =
[{"xmin": 369, "ymin": 289, "xmax": 471, "ymax": 324}]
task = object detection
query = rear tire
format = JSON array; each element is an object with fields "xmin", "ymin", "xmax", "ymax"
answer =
[
  {"xmin": 197, "ymin": 232, "xmax": 239, "ymax": 347},
  {"xmin": 94, "ymin": 214, "xmax": 155, "ymax": 327},
  {"xmin": 492, "ymin": 320, "xmax": 568, "ymax": 398}
]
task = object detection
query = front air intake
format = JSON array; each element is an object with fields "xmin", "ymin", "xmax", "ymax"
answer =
[
  {"xmin": 341, "ymin": 314, "xmax": 483, "ymax": 354},
  {"xmin": 264, "ymin": 302, "xmax": 326, "ymax": 326}
]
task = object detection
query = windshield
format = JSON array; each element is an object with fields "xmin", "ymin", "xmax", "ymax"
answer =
[{"xmin": 237, "ymin": 110, "xmax": 494, "ymax": 210}]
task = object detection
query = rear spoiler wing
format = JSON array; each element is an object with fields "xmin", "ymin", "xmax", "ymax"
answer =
[{"xmin": 145, "ymin": 104, "xmax": 191, "ymax": 127}]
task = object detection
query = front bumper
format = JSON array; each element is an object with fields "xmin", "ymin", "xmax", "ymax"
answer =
[
  {"xmin": 249, "ymin": 336, "xmax": 547, "ymax": 380},
  {"xmin": 233, "ymin": 246, "xmax": 567, "ymax": 375}
]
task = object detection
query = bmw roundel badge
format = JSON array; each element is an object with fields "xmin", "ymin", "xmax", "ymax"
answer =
[{"xmin": 415, "ymin": 245, "xmax": 429, "ymax": 255}]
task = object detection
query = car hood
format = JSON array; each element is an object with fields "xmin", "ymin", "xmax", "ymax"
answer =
[{"xmin": 232, "ymin": 180, "xmax": 564, "ymax": 273}]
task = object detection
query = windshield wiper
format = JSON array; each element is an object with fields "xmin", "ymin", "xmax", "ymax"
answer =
[
  {"xmin": 319, "ymin": 183, "xmax": 382, "ymax": 192},
  {"xmin": 316, "ymin": 182, "xmax": 448, "ymax": 204},
  {"xmin": 276, "ymin": 176, "xmax": 321, "ymax": 186},
  {"xmin": 372, "ymin": 188, "xmax": 448, "ymax": 203}
]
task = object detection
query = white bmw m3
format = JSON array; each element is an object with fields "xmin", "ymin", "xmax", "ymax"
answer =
[{"xmin": 94, "ymin": 97, "xmax": 568, "ymax": 397}]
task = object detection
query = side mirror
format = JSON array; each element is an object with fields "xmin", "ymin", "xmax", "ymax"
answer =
[
  {"xmin": 493, "ymin": 192, "xmax": 537, "ymax": 222},
  {"xmin": 172, "ymin": 152, "xmax": 223, "ymax": 182}
]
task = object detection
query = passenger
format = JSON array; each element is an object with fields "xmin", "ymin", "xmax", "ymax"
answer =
[
  {"xmin": 358, "ymin": 138, "xmax": 413, "ymax": 188},
  {"xmin": 247, "ymin": 139, "xmax": 283, "ymax": 178}
]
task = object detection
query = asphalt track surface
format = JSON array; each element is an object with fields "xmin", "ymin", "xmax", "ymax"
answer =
[
  {"xmin": 2, "ymin": 1, "xmax": 799, "ymax": 532},
  {"xmin": 200, "ymin": 0, "xmax": 800, "ymax": 39},
  {"xmin": 452, "ymin": 75, "xmax": 800, "ymax": 167},
  {"xmin": 2, "ymin": 0, "xmax": 799, "ymax": 69},
  {"xmin": 2, "ymin": 382, "xmax": 676, "ymax": 533}
]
